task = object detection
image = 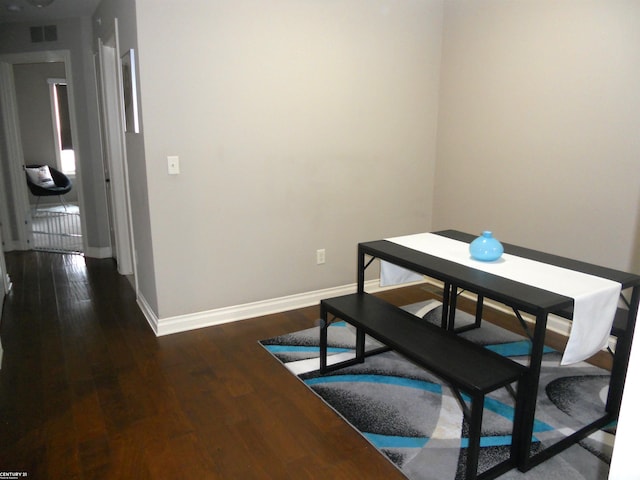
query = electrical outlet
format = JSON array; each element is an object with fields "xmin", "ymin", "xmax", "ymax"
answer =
[{"xmin": 316, "ymin": 249, "xmax": 326, "ymax": 265}]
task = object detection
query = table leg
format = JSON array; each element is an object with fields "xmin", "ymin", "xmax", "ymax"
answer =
[
  {"xmin": 607, "ymin": 286, "xmax": 639, "ymax": 415},
  {"xmin": 516, "ymin": 311, "xmax": 549, "ymax": 471},
  {"xmin": 475, "ymin": 295, "xmax": 484, "ymax": 328},
  {"xmin": 355, "ymin": 327, "xmax": 366, "ymax": 363}
]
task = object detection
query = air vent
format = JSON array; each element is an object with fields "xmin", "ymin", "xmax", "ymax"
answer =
[{"xmin": 30, "ymin": 25, "xmax": 57, "ymax": 43}]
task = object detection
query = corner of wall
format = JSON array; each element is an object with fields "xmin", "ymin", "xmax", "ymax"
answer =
[{"xmin": 137, "ymin": 292, "xmax": 159, "ymax": 336}]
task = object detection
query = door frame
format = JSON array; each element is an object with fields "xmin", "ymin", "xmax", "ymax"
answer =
[
  {"xmin": 0, "ymin": 60, "xmax": 30, "ymax": 251},
  {"xmin": 95, "ymin": 18, "xmax": 135, "ymax": 278},
  {"xmin": 0, "ymin": 50, "xmax": 87, "ymax": 253}
]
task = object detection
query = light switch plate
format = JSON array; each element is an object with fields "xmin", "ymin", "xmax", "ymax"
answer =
[{"xmin": 168, "ymin": 156, "xmax": 180, "ymax": 175}]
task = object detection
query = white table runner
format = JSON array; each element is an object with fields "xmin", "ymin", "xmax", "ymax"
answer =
[{"xmin": 381, "ymin": 233, "xmax": 621, "ymax": 365}]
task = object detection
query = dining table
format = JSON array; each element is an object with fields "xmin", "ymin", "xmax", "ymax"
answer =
[{"xmin": 358, "ymin": 229, "xmax": 640, "ymax": 471}]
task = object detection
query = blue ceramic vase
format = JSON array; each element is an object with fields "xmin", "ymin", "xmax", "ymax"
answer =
[{"xmin": 469, "ymin": 231, "xmax": 504, "ymax": 261}]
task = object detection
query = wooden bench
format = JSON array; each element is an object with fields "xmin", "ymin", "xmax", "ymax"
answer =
[{"xmin": 319, "ymin": 293, "xmax": 527, "ymax": 480}]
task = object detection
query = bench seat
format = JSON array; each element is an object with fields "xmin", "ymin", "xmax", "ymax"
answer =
[{"xmin": 319, "ymin": 292, "xmax": 526, "ymax": 480}]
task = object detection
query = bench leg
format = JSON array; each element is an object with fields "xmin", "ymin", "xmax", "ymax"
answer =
[
  {"xmin": 319, "ymin": 303, "xmax": 329, "ymax": 373},
  {"xmin": 318, "ymin": 305, "xmax": 391, "ymax": 373},
  {"xmin": 355, "ymin": 327, "xmax": 366, "ymax": 363},
  {"xmin": 510, "ymin": 377, "xmax": 527, "ymax": 469},
  {"xmin": 448, "ymin": 285, "xmax": 459, "ymax": 331},
  {"xmin": 466, "ymin": 394, "xmax": 484, "ymax": 480},
  {"xmin": 442, "ymin": 282, "xmax": 451, "ymax": 329}
]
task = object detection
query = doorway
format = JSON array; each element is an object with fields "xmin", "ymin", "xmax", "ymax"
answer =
[
  {"xmin": 0, "ymin": 50, "xmax": 87, "ymax": 256},
  {"xmin": 14, "ymin": 64, "xmax": 83, "ymax": 254}
]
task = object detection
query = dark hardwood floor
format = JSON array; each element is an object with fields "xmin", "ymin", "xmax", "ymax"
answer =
[
  {"xmin": 0, "ymin": 252, "xmax": 610, "ymax": 479},
  {"xmin": 0, "ymin": 252, "xmax": 415, "ymax": 479}
]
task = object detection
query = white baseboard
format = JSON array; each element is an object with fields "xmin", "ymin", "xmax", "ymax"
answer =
[
  {"xmin": 137, "ymin": 293, "xmax": 159, "ymax": 335},
  {"xmin": 138, "ymin": 276, "xmax": 615, "ymax": 353},
  {"xmin": 148, "ymin": 279, "xmax": 413, "ymax": 337}
]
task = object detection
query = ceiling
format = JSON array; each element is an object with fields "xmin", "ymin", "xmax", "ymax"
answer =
[{"xmin": 0, "ymin": 0, "xmax": 100, "ymax": 24}]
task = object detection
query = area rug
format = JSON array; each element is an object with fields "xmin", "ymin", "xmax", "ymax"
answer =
[{"xmin": 260, "ymin": 300, "xmax": 615, "ymax": 480}]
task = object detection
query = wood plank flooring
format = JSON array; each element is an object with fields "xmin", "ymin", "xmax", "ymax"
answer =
[
  {"xmin": 0, "ymin": 252, "xmax": 610, "ymax": 479},
  {"xmin": 0, "ymin": 252, "xmax": 414, "ymax": 479}
]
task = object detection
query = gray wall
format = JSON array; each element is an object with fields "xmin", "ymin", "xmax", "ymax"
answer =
[
  {"xmin": 94, "ymin": 0, "xmax": 640, "ymax": 324},
  {"xmin": 95, "ymin": 0, "xmax": 442, "ymax": 320},
  {"xmin": 434, "ymin": 0, "xmax": 640, "ymax": 272}
]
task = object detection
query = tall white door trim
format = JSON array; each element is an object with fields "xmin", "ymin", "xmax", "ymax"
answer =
[{"xmin": 96, "ymin": 18, "xmax": 135, "ymax": 277}]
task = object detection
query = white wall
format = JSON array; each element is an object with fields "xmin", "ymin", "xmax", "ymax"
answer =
[
  {"xmin": 434, "ymin": 0, "xmax": 640, "ymax": 272},
  {"xmin": 134, "ymin": 0, "xmax": 443, "ymax": 319}
]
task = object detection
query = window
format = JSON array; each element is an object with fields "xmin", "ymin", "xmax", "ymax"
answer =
[{"xmin": 49, "ymin": 79, "xmax": 75, "ymax": 175}]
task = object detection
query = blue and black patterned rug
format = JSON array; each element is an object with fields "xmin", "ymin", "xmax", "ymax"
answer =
[{"xmin": 260, "ymin": 300, "xmax": 615, "ymax": 480}]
